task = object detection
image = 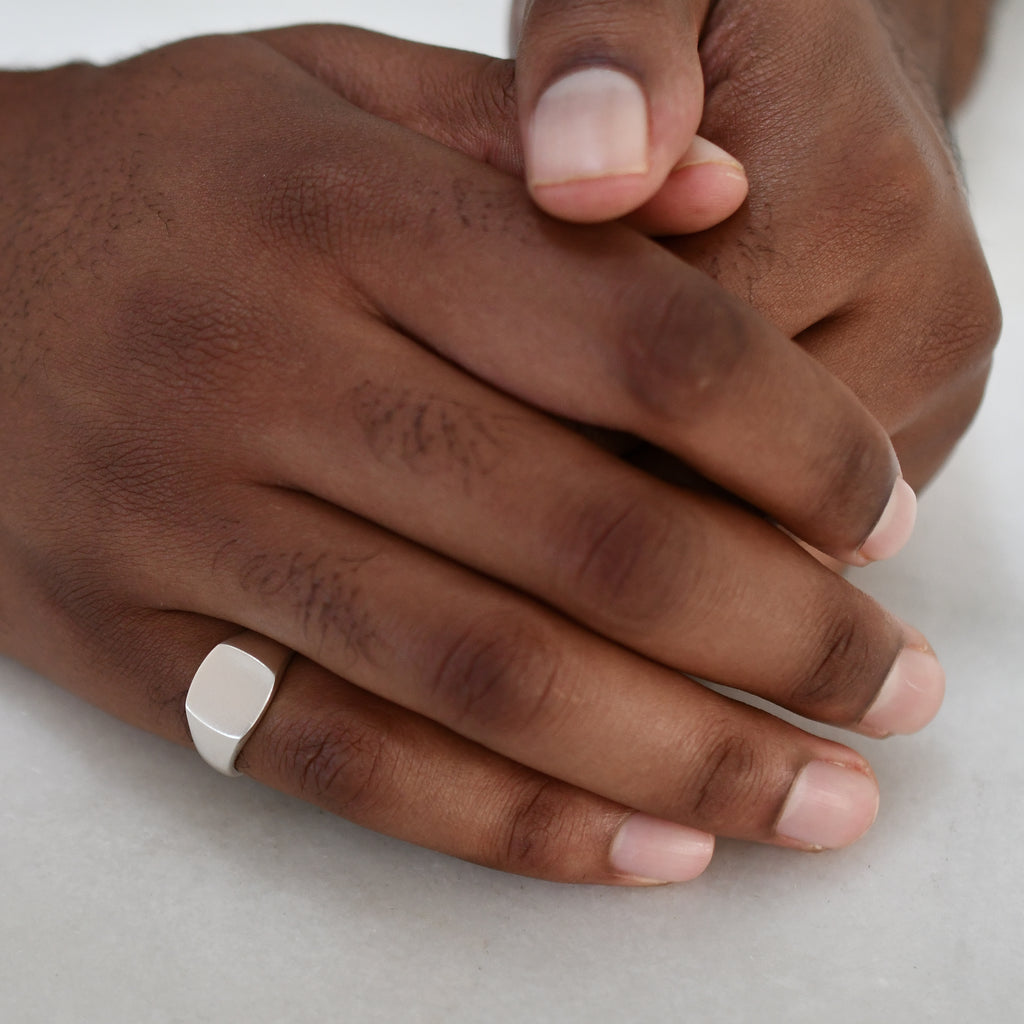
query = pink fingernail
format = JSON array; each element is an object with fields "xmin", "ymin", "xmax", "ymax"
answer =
[
  {"xmin": 859, "ymin": 630, "xmax": 946, "ymax": 737},
  {"xmin": 610, "ymin": 813, "xmax": 715, "ymax": 883},
  {"xmin": 859, "ymin": 477, "xmax": 917, "ymax": 562},
  {"xmin": 528, "ymin": 68, "xmax": 649, "ymax": 186},
  {"xmin": 677, "ymin": 136, "xmax": 746, "ymax": 176},
  {"xmin": 776, "ymin": 761, "xmax": 879, "ymax": 850}
]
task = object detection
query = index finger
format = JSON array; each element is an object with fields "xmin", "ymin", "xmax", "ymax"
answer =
[{"xmin": 315, "ymin": 113, "xmax": 914, "ymax": 563}]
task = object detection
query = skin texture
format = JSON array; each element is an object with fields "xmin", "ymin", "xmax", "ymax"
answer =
[
  {"xmin": 512, "ymin": 0, "xmax": 1002, "ymax": 491},
  {"xmin": 0, "ymin": 25, "xmax": 943, "ymax": 885},
  {"xmin": 872, "ymin": 0, "xmax": 999, "ymax": 111}
]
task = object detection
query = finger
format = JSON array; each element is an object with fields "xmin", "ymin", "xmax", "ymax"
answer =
[
  {"xmin": 51, "ymin": 607, "xmax": 713, "ymax": 886},
  {"xmin": 240, "ymin": 314, "xmax": 941, "ymax": 738},
  {"xmin": 290, "ymin": 117, "xmax": 913, "ymax": 564},
  {"xmin": 797, "ymin": 308, "xmax": 995, "ymax": 489},
  {"xmin": 202, "ymin": 38, "xmax": 912, "ymax": 561},
  {"xmin": 661, "ymin": 3, "xmax": 1000, "ymax": 487},
  {"xmin": 624, "ymin": 136, "xmax": 748, "ymax": 236},
  {"xmin": 888, "ymin": 371, "xmax": 990, "ymax": 490},
  {"xmin": 252, "ymin": 25, "xmax": 748, "ymax": 233},
  {"xmin": 150, "ymin": 490, "xmax": 884, "ymax": 850},
  {"xmin": 239, "ymin": 657, "xmax": 715, "ymax": 885},
  {"xmin": 513, "ymin": 0, "xmax": 729, "ymax": 222}
]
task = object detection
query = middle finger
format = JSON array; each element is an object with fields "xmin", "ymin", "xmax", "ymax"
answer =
[{"xmin": 175, "ymin": 312, "xmax": 943, "ymax": 739}]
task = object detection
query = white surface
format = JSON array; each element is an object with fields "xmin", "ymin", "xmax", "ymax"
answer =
[{"xmin": 1, "ymin": 2, "xmax": 1022, "ymax": 1022}]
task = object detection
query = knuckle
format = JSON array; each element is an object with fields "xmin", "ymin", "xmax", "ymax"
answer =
[
  {"xmin": 427, "ymin": 613, "xmax": 567, "ymax": 735},
  {"xmin": 256, "ymin": 156, "xmax": 385, "ymax": 267},
  {"xmin": 972, "ymin": 276, "xmax": 1003, "ymax": 356},
  {"xmin": 618, "ymin": 282, "xmax": 751, "ymax": 428},
  {"xmin": 452, "ymin": 58, "xmax": 521, "ymax": 170},
  {"xmin": 789, "ymin": 603, "xmax": 888, "ymax": 723},
  {"xmin": 865, "ymin": 152, "xmax": 935, "ymax": 245},
  {"xmin": 675, "ymin": 724, "xmax": 765, "ymax": 828},
  {"xmin": 555, "ymin": 494, "xmax": 688, "ymax": 629},
  {"xmin": 479, "ymin": 57, "xmax": 518, "ymax": 127},
  {"xmin": 258, "ymin": 160, "xmax": 351, "ymax": 258},
  {"xmin": 839, "ymin": 120, "xmax": 941, "ymax": 253},
  {"xmin": 804, "ymin": 418, "xmax": 891, "ymax": 543},
  {"xmin": 911, "ymin": 267, "xmax": 1003, "ymax": 384},
  {"xmin": 267, "ymin": 710, "xmax": 397, "ymax": 819},
  {"xmin": 68, "ymin": 415, "xmax": 209, "ymax": 526},
  {"xmin": 498, "ymin": 778, "xmax": 575, "ymax": 878},
  {"xmin": 113, "ymin": 271, "xmax": 281, "ymax": 400},
  {"xmin": 33, "ymin": 557, "xmax": 121, "ymax": 647}
]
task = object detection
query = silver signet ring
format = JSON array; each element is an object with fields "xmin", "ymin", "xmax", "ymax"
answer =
[{"xmin": 185, "ymin": 631, "xmax": 293, "ymax": 777}]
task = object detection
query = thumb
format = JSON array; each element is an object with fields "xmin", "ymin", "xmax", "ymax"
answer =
[{"xmin": 513, "ymin": 0, "xmax": 744, "ymax": 224}]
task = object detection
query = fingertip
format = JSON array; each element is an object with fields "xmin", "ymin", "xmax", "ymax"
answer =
[
  {"xmin": 526, "ymin": 66, "xmax": 663, "ymax": 222},
  {"xmin": 679, "ymin": 136, "xmax": 745, "ymax": 175},
  {"xmin": 527, "ymin": 67, "xmax": 648, "ymax": 184},
  {"xmin": 627, "ymin": 139, "xmax": 749, "ymax": 235},
  {"xmin": 827, "ymin": 475, "xmax": 918, "ymax": 569},
  {"xmin": 775, "ymin": 761, "xmax": 880, "ymax": 851},
  {"xmin": 516, "ymin": 0, "xmax": 709, "ymax": 225},
  {"xmin": 857, "ymin": 626, "xmax": 946, "ymax": 738},
  {"xmin": 849, "ymin": 477, "xmax": 918, "ymax": 566},
  {"xmin": 530, "ymin": 175, "xmax": 661, "ymax": 224}
]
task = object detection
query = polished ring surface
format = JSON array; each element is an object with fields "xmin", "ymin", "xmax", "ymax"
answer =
[{"xmin": 185, "ymin": 631, "xmax": 293, "ymax": 777}]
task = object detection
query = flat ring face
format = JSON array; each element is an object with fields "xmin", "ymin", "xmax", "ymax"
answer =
[{"xmin": 185, "ymin": 633, "xmax": 292, "ymax": 777}]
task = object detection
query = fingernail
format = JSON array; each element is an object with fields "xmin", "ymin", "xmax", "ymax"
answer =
[
  {"xmin": 676, "ymin": 136, "xmax": 746, "ymax": 176},
  {"xmin": 610, "ymin": 813, "xmax": 715, "ymax": 883},
  {"xmin": 776, "ymin": 761, "xmax": 879, "ymax": 850},
  {"xmin": 528, "ymin": 68, "xmax": 649, "ymax": 186},
  {"xmin": 859, "ymin": 630, "xmax": 945, "ymax": 737},
  {"xmin": 859, "ymin": 477, "xmax": 917, "ymax": 563}
]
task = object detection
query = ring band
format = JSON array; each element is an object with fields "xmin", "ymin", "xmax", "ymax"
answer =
[{"xmin": 185, "ymin": 631, "xmax": 293, "ymax": 777}]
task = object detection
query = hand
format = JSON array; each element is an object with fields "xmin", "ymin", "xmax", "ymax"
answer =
[
  {"xmin": 0, "ymin": 27, "xmax": 935, "ymax": 885},
  {"xmin": 511, "ymin": 0, "xmax": 1002, "ymax": 490}
]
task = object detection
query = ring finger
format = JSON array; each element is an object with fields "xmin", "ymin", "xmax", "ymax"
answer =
[
  {"xmin": 148, "ymin": 488, "xmax": 883, "ymax": 851},
  {"xmin": 47, "ymin": 606, "xmax": 715, "ymax": 885}
]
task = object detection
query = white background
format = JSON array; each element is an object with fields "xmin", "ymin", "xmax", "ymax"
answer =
[{"xmin": 1, "ymin": 2, "xmax": 1022, "ymax": 1021}]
